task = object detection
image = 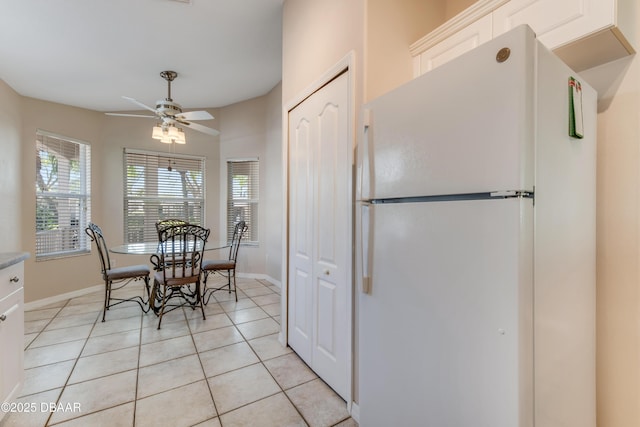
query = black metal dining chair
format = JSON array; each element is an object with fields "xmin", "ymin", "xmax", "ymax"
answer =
[
  {"xmin": 201, "ymin": 220, "xmax": 248, "ymax": 304},
  {"xmin": 85, "ymin": 223, "xmax": 151, "ymax": 322},
  {"xmin": 149, "ymin": 223, "xmax": 210, "ymax": 329}
]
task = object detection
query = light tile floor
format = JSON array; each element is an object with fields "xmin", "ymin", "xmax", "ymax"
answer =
[{"xmin": 2, "ymin": 278, "xmax": 358, "ymax": 427}]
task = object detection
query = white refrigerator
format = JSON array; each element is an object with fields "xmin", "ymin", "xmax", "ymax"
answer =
[{"xmin": 356, "ymin": 25, "xmax": 596, "ymax": 427}]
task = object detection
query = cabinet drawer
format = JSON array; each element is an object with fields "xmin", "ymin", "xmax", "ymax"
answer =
[{"xmin": 0, "ymin": 263, "xmax": 23, "ymax": 301}]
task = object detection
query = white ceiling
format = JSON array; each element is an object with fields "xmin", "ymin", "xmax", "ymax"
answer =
[{"xmin": 0, "ymin": 0, "xmax": 283, "ymax": 112}]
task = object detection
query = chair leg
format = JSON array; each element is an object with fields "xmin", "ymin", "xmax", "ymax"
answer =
[
  {"xmin": 197, "ymin": 281, "xmax": 206, "ymax": 320},
  {"xmin": 102, "ymin": 280, "xmax": 110, "ymax": 322},
  {"xmin": 143, "ymin": 276, "xmax": 151, "ymax": 312},
  {"xmin": 232, "ymin": 269, "xmax": 238, "ymax": 302},
  {"xmin": 149, "ymin": 281, "xmax": 158, "ymax": 315},
  {"xmin": 202, "ymin": 271, "xmax": 213, "ymax": 305},
  {"xmin": 157, "ymin": 284, "xmax": 167, "ymax": 329}
]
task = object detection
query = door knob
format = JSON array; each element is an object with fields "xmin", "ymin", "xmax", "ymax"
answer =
[
  {"xmin": 0, "ymin": 314, "xmax": 6, "ymax": 322},
  {"xmin": 9, "ymin": 276, "xmax": 19, "ymax": 283},
  {"xmin": 324, "ymin": 270, "xmax": 330, "ymax": 275}
]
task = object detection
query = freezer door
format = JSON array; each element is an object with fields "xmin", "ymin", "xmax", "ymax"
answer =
[
  {"xmin": 363, "ymin": 25, "xmax": 537, "ymax": 199},
  {"xmin": 359, "ymin": 198, "xmax": 534, "ymax": 427}
]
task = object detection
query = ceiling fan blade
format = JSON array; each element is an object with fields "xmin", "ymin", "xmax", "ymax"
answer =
[
  {"xmin": 176, "ymin": 110, "xmax": 214, "ymax": 121},
  {"xmin": 105, "ymin": 113, "xmax": 157, "ymax": 119},
  {"xmin": 177, "ymin": 120, "xmax": 220, "ymax": 137},
  {"xmin": 122, "ymin": 96, "xmax": 157, "ymax": 113}
]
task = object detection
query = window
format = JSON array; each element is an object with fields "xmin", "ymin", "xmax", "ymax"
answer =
[
  {"xmin": 124, "ymin": 149, "xmax": 205, "ymax": 243},
  {"xmin": 35, "ymin": 131, "xmax": 91, "ymax": 260},
  {"xmin": 227, "ymin": 159, "xmax": 259, "ymax": 244}
]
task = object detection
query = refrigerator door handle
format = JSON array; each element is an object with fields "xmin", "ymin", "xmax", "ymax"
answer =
[
  {"xmin": 360, "ymin": 202, "xmax": 373, "ymax": 294},
  {"xmin": 357, "ymin": 108, "xmax": 372, "ymax": 201}
]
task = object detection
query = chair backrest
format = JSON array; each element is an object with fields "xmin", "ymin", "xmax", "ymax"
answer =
[
  {"xmin": 85, "ymin": 223, "xmax": 111, "ymax": 277},
  {"xmin": 228, "ymin": 220, "xmax": 248, "ymax": 262},
  {"xmin": 156, "ymin": 219, "xmax": 188, "ymax": 236},
  {"xmin": 157, "ymin": 224, "xmax": 210, "ymax": 285}
]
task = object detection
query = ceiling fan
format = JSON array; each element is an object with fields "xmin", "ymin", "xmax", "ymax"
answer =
[{"xmin": 106, "ymin": 70, "xmax": 220, "ymax": 138}]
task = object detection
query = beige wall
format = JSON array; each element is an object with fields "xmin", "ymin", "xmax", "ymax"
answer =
[
  {"xmin": 0, "ymin": 81, "xmax": 23, "ymax": 253},
  {"xmin": 365, "ymin": 0, "xmax": 445, "ymax": 101},
  {"xmin": 445, "ymin": 0, "xmax": 477, "ymax": 19},
  {"xmin": 595, "ymin": 9, "xmax": 640, "ymax": 426},
  {"xmin": 217, "ymin": 85, "xmax": 282, "ymax": 278},
  {"xmin": 264, "ymin": 83, "xmax": 284, "ymax": 283},
  {"xmin": 282, "ymin": 0, "xmax": 365, "ymax": 104},
  {"xmin": 20, "ymin": 98, "xmax": 106, "ymax": 301},
  {"xmin": 281, "ymin": 0, "xmax": 450, "ymax": 104}
]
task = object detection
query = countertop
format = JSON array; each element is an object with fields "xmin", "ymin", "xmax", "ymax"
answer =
[{"xmin": 0, "ymin": 252, "xmax": 30, "ymax": 270}]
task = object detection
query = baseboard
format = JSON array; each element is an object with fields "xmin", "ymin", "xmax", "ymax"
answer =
[
  {"xmin": 24, "ymin": 284, "xmax": 103, "ymax": 311},
  {"xmin": 350, "ymin": 402, "xmax": 360, "ymax": 422}
]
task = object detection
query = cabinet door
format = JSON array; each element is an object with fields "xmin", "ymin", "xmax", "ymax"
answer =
[
  {"xmin": 492, "ymin": 0, "xmax": 614, "ymax": 50},
  {"xmin": 0, "ymin": 288, "xmax": 24, "ymax": 411},
  {"xmin": 415, "ymin": 14, "xmax": 493, "ymax": 76}
]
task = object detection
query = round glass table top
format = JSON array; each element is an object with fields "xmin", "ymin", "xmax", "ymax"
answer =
[{"xmin": 110, "ymin": 241, "xmax": 229, "ymax": 255}]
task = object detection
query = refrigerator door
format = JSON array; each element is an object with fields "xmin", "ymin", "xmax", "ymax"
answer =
[
  {"xmin": 359, "ymin": 198, "xmax": 533, "ymax": 427},
  {"xmin": 361, "ymin": 25, "xmax": 537, "ymax": 200}
]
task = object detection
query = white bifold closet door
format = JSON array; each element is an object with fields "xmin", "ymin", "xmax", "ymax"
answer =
[{"xmin": 287, "ymin": 71, "xmax": 350, "ymax": 400}]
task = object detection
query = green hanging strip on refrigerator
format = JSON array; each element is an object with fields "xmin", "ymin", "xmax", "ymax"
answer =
[{"xmin": 569, "ymin": 77, "xmax": 584, "ymax": 139}]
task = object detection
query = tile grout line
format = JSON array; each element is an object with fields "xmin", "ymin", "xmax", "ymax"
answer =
[
  {"xmin": 131, "ymin": 311, "xmax": 144, "ymax": 427},
  {"xmin": 23, "ymin": 299, "xmax": 74, "ymax": 352},
  {"xmin": 238, "ymin": 289, "xmax": 312, "ymax": 426},
  {"xmin": 48, "ymin": 309, "xmax": 144, "ymax": 427},
  {"xmin": 44, "ymin": 299, "xmax": 102, "ymax": 426},
  {"xmin": 184, "ymin": 304, "xmax": 222, "ymax": 426},
  {"xmin": 241, "ymin": 284, "xmax": 353, "ymax": 427}
]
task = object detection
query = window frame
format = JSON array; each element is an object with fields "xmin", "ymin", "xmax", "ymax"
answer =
[
  {"xmin": 226, "ymin": 158, "xmax": 259, "ymax": 245},
  {"xmin": 35, "ymin": 130, "xmax": 91, "ymax": 261},
  {"xmin": 123, "ymin": 148, "xmax": 206, "ymax": 244}
]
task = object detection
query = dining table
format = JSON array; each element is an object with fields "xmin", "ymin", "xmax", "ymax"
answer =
[{"xmin": 109, "ymin": 241, "xmax": 230, "ymax": 313}]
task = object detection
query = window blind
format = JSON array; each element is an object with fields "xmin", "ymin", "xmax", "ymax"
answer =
[
  {"xmin": 227, "ymin": 159, "xmax": 259, "ymax": 244},
  {"xmin": 35, "ymin": 131, "xmax": 91, "ymax": 260},
  {"xmin": 124, "ymin": 149, "xmax": 205, "ymax": 243}
]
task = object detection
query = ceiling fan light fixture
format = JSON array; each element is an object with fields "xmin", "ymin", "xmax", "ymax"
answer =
[
  {"xmin": 152, "ymin": 124, "xmax": 164, "ymax": 140},
  {"xmin": 153, "ymin": 123, "xmax": 186, "ymax": 144},
  {"xmin": 167, "ymin": 124, "xmax": 186, "ymax": 144},
  {"xmin": 175, "ymin": 128, "xmax": 186, "ymax": 144},
  {"xmin": 168, "ymin": 125, "xmax": 179, "ymax": 138}
]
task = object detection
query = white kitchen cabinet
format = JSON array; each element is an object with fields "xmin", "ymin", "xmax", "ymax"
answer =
[
  {"xmin": 493, "ymin": 0, "xmax": 635, "ymax": 71},
  {"xmin": 411, "ymin": 0, "xmax": 507, "ymax": 77},
  {"xmin": 411, "ymin": 0, "xmax": 635, "ymax": 76},
  {"xmin": 414, "ymin": 14, "xmax": 493, "ymax": 76},
  {"xmin": 0, "ymin": 255, "xmax": 26, "ymax": 422}
]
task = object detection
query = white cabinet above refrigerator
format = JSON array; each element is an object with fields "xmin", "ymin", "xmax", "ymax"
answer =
[{"xmin": 411, "ymin": 0, "xmax": 635, "ymax": 76}]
